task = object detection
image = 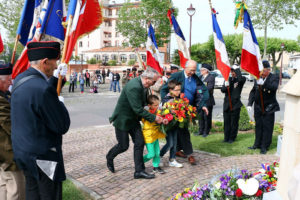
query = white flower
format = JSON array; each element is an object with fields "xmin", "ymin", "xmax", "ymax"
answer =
[
  {"xmin": 215, "ymin": 182, "xmax": 221, "ymax": 189},
  {"xmin": 259, "ymin": 169, "xmax": 266, "ymax": 174},
  {"xmin": 236, "ymin": 178, "xmax": 259, "ymax": 196}
]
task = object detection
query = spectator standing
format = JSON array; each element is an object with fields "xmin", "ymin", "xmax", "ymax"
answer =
[
  {"xmin": 85, "ymin": 70, "xmax": 90, "ymax": 87},
  {"xmin": 112, "ymin": 71, "xmax": 120, "ymax": 92},
  {"xmin": 121, "ymin": 70, "xmax": 127, "ymax": 89},
  {"xmin": 79, "ymin": 74, "xmax": 85, "ymax": 93},
  {"xmin": 108, "ymin": 70, "xmax": 114, "ymax": 91},
  {"xmin": 101, "ymin": 68, "xmax": 106, "ymax": 84},
  {"xmin": 74, "ymin": 71, "xmax": 78, "ymax": 89},
  {"xmin": 69, "ymin": 71, "xmax": 75, "ymax": 93}
]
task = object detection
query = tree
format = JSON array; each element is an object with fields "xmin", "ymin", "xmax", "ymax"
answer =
[
  {"xmin": 298, "ymin": 35, "xmax": 300, "ymax": 45},
  {"xmin": 117, "ymin": 0, "xmax": 174, "ymax": 48},
  {"xmin": 248, "ymin": 0, "xmax": 300, "ymax": 58}
]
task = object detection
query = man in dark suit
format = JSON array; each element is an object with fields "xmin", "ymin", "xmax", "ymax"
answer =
[
  {"xmin": 11, "ymin": 41, "xmax": 70, "ymax": 200},
  {"xmin": 198, "ymin": 63, "xmax": 215, "ymax": 137},
  {"xmin": 247, "ymin": 60, "xmax": 280, "ymax": 154},
  {"xmin": 106, "ymin": 67, "xmax": 166, "ymax": 179},
  {"xmin": 221, "ymin": 65, "xmax": 246, "ymax": 143},
  {"xmin": 161, "ymin": 60, "xmax": 209, "ymax": 165}
]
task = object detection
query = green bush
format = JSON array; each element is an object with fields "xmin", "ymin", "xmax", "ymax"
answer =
[
  {"xmin": 87, "ymin": 58, "xmax": 96, "ymax": 64},
  {"xmin": 108, "ymin": 60, "xmax": 117, "ymax": 66},
  {"xmin": 211, "ymin": 121, "xmax": 224, "ymax": 132},
  {"xmin": 128, "ymin": 59, "xmax": 136, "ymax": 66},
  {"xmin": 238, "ymin": 105, "xmax": 253, "ymax": 131},
  {"xmin": 273, "ymin": 123, "xmax": 283, "ymax": 134}
]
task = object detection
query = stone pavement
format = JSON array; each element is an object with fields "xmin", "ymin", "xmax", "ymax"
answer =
[{"xmin": 63, "ymin": 125, "xmax": 278, "ymax": 200}]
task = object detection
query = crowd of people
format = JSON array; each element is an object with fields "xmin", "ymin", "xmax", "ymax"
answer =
[{"xmin": 0, "ymin": 40, "xmax": 280, "ymax": 199}]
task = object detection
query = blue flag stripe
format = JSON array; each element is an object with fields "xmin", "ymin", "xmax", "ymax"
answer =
[
  {"xmin": 212, "ymin": 14, "xmax": 225, "ymax": 43},
  {"xmin": 243, "ymin": 10, "xmax": 259, "ymax": 45},
  {"xmin": 66, "ymin": 0, "xmax": 77, "ymax": 21},
  {"xmin": 148, "ymin": 23, "xmax": 158, "ymax": 49},
  {"xmin": 171, "ymin": 14, "xmax": 186, "ymax": 41}
]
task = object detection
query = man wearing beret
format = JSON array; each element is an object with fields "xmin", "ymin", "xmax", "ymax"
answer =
[
  {"xmin": 0, "ymin": 63, "xmax": 25, "ymax": 200},
  {"xmin": 247, "ymin": 60, "xmax": 280, "ymax": 154},
  {"xmin": 221, "ymin": 65, "xmax": 246, "ymax": 143},
  {"xmin": 10, "ymin": 41, "xmax": 70, "ymax": 199},
  {"xmin": 198, "ymin": 63, "xmax": 215, "ymax": 137}
]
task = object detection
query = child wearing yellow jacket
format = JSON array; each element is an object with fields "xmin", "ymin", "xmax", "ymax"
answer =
[{"xmin": 142, "ymin": 95, "xmax": 166, "ymax": 174}]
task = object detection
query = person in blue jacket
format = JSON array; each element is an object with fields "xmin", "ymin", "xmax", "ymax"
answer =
[{"xmin": 11, "ymin": 41, "xmax": 70, "ymax": 200}]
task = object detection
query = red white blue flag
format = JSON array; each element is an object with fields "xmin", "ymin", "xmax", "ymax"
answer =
[
  {"xmin": 212, "ymin": 11, "xmax": 231, "ymax": 81},
  {"xmin": 146, "ymin": 23, "xmax": 163, "ymax": 75},
  {"xmin": 167, "ymin": 9, "xmax": 190, "ymax": 68},
  {"xmin": 0, "ymin": 33, "xmax": 3, "ymax": 54},
  {"xmin": 241, "ymin": 10, "xmax": 263, "ymax": 79}
]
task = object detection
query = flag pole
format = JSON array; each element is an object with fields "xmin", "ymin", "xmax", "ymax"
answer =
[
  {"xmin": 11, "ymin": 34, "xmax": 20, "ymax": 64},
  {"xmin": 208, "ymin": 0, "xmax": 232, "ymax": 111},
  {"xmin": 57, "ymin": 16, "xmax": 74, "ymax": 96}
]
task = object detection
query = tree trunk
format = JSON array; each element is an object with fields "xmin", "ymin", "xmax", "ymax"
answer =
[
  {"xmin": 275, "ymin": 51, "xmax": 283, "ymax": 66},
  {"xmin": 263, "ymin": 25, "xmax": 268, "ymax": 59},
  {"xmin": 272, "ymin": 53, "xmax": 276, "ymax": 67}
]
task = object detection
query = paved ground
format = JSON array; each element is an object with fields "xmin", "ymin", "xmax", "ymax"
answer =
[{"xmin": 63, "ymin": 125, "xmax": 278, "ymax": 200}]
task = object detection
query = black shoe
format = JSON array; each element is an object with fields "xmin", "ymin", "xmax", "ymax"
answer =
[
  {"xmin": 248, "ymin": 145, "xmax": 258, "ymax": 150},
  {"xmin": 228, "ymin": 140, "xmax": 234, "ymax": 144},
  {"xmin": 134, "ymin": 171, "xmax": 155, "ymax": 179},
  {"xmin": 197, "ymin": 131, "xmax": 203, "ymax": 135},
  {"xmin": 153, "ymin": 167, "xmax": 165, "ymax": 174},
  {"xmin": 260, "ymin": 148, "xmax": 267, "ymax": 154},
  {"xmin": 202, "ymin": 134, "xmax": 208, "ymax": 138},
  {"xmin": 106, "ymin": 157, "xmax": 115, "ymax": 173},
  {"xmin": 223, "ymin": 139, "xmax": 229, "ymax": 143}
]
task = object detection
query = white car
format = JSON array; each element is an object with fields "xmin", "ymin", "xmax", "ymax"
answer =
[
  {"xmin": 211, "ymin": 70, "xmax": 224, "ymax": 89},
  {"xmin": 241, "ymin": 72, "xmax": 254, "ymax": 81}
]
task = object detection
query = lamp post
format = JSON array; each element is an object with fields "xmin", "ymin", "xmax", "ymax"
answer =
[
  {"xmin": 280, "ymin": 43, "xmax": 285, "ymax": 85},
  {"xmin": 187, "ymin": 3, "xmax": 196, "ymax": 55}
]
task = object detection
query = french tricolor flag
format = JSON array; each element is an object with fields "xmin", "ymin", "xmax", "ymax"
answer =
[
  {"xmin": 146, "ymin": 23, "xmax": 163, "ymax": 75},
  {"xmin": 240, "ymin": 9, "xmax": 263, "ymax": 79},
  {"xmin": 212, "ymin": 12, "xmax": 231, "ymax": 81},
  {"xmin": 167, "ymin": 10, "xmax": 190, "ymax": 68}
]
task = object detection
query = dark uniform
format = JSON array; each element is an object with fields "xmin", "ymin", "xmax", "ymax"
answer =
[
  {"xmin": 198, "ymin": 64, "xmax": 215, "ymax": 136},
  {"xmin": 11, "ymin": 42, "xmax": 70, "ymax": 200},
  {"xmin": 247, "ymin": 61, "xmax": 280, "ymax": 154},
  {"xmin": 221, "ymin": 68, "xmax": 246, "ymax": 143}
]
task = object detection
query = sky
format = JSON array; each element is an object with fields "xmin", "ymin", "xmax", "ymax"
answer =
[{"xmin": 115, "ymin": 0, "xmax": 300, "ymax": 51}]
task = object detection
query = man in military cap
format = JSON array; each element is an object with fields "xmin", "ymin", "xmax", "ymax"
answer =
[
  {"xmin": 0, "ymin": 63, "xmax": 25, "ymax": 200},
  {"xmin": 198, "ymin": 63, "xmax": 215, "ymax": 137},
  {"xmin": 170, "ymin": 65, "xmax": 179, "ymax": 74},
  {"xmin": 221, "ymin": 65, "xmax": 246, "ymax": 143},
  {"xmin": 11, "ymin": 41, "xmax": 70, "ymax": 199},
  {"xmin": 247, "ymin": 60, "xmax": 280, "ymax": 154}
]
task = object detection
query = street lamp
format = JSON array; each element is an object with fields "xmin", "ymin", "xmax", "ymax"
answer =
[
  {"xmin": 280, "ymin": 43, "xmax": 285, "ymax": 85},
  {"xmin": 187, "ymin": 3, "xmax": 196, "ymax": 55}
]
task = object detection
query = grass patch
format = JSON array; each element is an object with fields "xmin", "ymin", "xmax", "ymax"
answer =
[
  {"xmin": 63, "ymin": 179, "xmax": 92, "ymax": 200},
  {"xmin": 190, "ymin": 132, "xmax": 279, "ymax": 157}
]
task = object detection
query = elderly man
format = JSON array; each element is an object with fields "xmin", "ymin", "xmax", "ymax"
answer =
[
  {"xmin": 106, "ymin": 67, "xmax": 165, "ymax": 179},
  {"xmin": 11, "ymin": 41, "xmax": 70, "ymax": 199},
  {"xmin": 161, "ymin": 60, "xmax": 209, "ymax": 165},
  {"xmin": 0, "ymin": 63, "xmax": 25, "ymax": 200},
  {"xmin": 247, "ymin": 60, "xmax": 280, "ymax": 154},
  {"xmin": 198, "ymin": 64, "xmax": 215, "ymax": 137}
]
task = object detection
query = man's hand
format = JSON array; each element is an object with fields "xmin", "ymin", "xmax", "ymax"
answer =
[
  {"xmin": 257, "ymin": 78, "xmax": 264, "ymax": 85},
  {"xmin": 247, "ymin": 106, "xmax": 252, "ymax": 112},
  {"xmin": 155, "ymin": 116, "xmax": 163, "ymax": 124},
  {"xmin": 232, "ymin": 65, "xmax": 239, "ymax": 70},
  {"xmin": 57, "ymin": 63, "xmax": 68, "ymax": 77},
  {"xmin": 58, "ymin": 96, "xmax": 64, "ymax": 103},
  {"xmin": 202, "ymin": 107, "xmax": 209, "ymax": 116},
  {"xmin": 224, "ymin": 81, "xmax": 229, "ymax": 87}
]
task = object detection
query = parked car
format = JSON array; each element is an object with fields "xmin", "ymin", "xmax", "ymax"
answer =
[
  {"xmin": 211, "ymin": 70, "xmax": 224, "ymax": 89},
  {"xmin": 282, "ymin": 72, "xmax": 291, "ymax": 79},
  {"xmin": 241, "ymin": 72, "xmax": 254, "ymax": 81}
]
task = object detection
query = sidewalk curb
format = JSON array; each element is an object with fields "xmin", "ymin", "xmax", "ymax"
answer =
[{"xmin": 67, "ymin": 175, "xmax": 103, "ymax": 200}]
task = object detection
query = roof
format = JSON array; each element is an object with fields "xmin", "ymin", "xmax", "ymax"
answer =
[{"xmin": 83, "ymin": 46, "xmax": 167, "ymax": 53}]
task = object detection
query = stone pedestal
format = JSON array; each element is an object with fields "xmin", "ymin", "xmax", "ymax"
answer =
[{"xmin": 277, "ymin": 70, "xmax": 300, "ymax": 200}]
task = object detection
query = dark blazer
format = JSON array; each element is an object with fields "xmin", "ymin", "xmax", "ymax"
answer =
[
  {"xmin": 109, "ymin": 77, "xmax": 156, "ymax": 131},
  {"xmin": 160, "ymin": 71, "xmax": 209, "ymax": 108},
  {"xmin": 221, "ymin": 68, "xmax": 246, "ymax": 112},
  {"xmin": 11, "ymin": 67, "xmax": 70, "ymax": 181},
  {"xmin": 200, "ymin": 73, "xmax": 215, "ymax": 107},
  {"xmin": 247, "ymin": 73, "xmax": 280, "ymax": 114}
]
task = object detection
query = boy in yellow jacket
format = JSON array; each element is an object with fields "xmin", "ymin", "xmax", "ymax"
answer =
[{"xmin": 142, "ymin": 95, "xmax": 166, "ymax": 174}]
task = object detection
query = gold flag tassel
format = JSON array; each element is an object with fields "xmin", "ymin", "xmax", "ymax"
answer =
[{"xmin": 234, "ymin": 0, "xmax": 248, "ymax": 29}]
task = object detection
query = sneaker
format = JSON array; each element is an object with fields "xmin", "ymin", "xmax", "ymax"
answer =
[
  {"xmin": 169, "ymin": 160, "xmax": 183, "ymax": 168},
  {"xmin": 153, "ymin": 167, "xmax": 166, "ymax": 174}
]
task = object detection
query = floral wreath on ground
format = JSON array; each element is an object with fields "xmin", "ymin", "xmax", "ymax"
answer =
[{"xmin": 170, "ymin": 161, "xmax": 279, "ymax": 200}]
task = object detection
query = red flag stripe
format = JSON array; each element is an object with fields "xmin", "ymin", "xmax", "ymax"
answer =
[
  {"xmin": 241, "ymin": 49, "xmax": 260, "ymax": 79},
  {"xmin": 146, "ymin": 51, "xmax": 163, "ymax": 75}
]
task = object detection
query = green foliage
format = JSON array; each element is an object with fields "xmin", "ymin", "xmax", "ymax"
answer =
[
  {"xmin": 117, "ymin": 0, "xmax": 174, "ymax": 47},
  {"xmin": 87, "ymin": 58, "xmax": 97, "ymax": 64},
  {"xmin": 108, "ymin": 60, "xmax": 117, "ymax": 66},
  {"xmin": 128, "ymin": 59, "xmax": 136, "ymax": 66},
  {"xmin": 273, "ymin": 123, "xmax": 283, "ymax": 134},
  {"xmin": 0, "ymin": 42, "xmax": 22, "ymax": 63},
  {"xmin": 211, "ymin": 121, "xmax": 224, "ymax": 132},
  {"xmin": 63, "ymin": 180, "xmax": 92, "ymax": 200},
  {"xmin": 238, "ymin": 106, "xmax": 253, "ymax": 131},
  {"xmin": 190, "ymin": 35, "xmax": 215, "ymax": 66}
]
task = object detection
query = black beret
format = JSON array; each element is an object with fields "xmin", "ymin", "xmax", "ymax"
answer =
[
  {"xmin": 262, "ymin": 60, "xmax": 270, "ymax": 68},
  {"xmin": 170, "ymin": 65, "xmax": 179, "ymax": 70},
  {"xmin": 132, "ymin": 67, "xmax": 137, "ymax": 71},
  {"xmin": 0, "ymin": 63, "xmax": 12, "ymax": 75},
  {"xmin": 127, "ymin": 68, "xmax": 131, "ymax": 71},
  {"xmin": 27, "ymin": 41, "xmax": 60, "ymax": 61},
  {"xmin": 122, "ymin": 70, "xmax": 126, "ymax": 72},
  {"xmin": 201, "ymin": 63, "xmax": 212, "ymax": 71}
]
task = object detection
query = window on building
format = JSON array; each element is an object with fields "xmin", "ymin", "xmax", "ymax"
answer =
[
  {"xmin": 115, "ymin": 32, "xmax": 119, "ymax": 37},
  {"xmin": 105, "ymin": 9, "xmax": 108, "ymax": 16},
  {"xmin": 129, "ymin": 54, "xmax": 136, "ymax": 61},
  {"xmin": 115, "ymin": 41, "xmax": 119, "ymax": 46},
  {"xmin": 104, "ymin": 41, "xmax": 111, "ymax": 47},
  {"xmin": 116, "ymin": 9, "xmax": 119, "ymax": 16},
  {"xmin": 108, "ymin": 21, "xmax": 112, "ymax": 27},
  {"xmin": 79, "ymin": 41, "xmax": 83, "ymax": 47},
  {"xmin": 141, "ymin": 54, "xmax": 146, "ymax": 62},
  {"xmin": 111, "ymin": 54, "xmax": 117, "ymax": 60},
  {"xmin": 103, "ymin": 54, "xmax": 109, "ymax": 62},
  {"xmin": 120, "ymin": 54, "xmax": 127, "ymax": 63},
  {"xmin": 108, "ymin": 9, "xmax": 112, "ymax": 16},
  {"xmin": 95, "ymin": 54, "xmax": 101, "ymax": 61}
]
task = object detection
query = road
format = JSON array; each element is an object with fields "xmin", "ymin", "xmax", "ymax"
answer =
[{"xmin": 64, "ymin": 80, "xmax": 287, "ymax": 129}]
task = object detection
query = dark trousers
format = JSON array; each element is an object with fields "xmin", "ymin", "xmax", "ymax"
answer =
[
  {"xmin": 223, "ymin": 108, "xmax": 241, "ymax": 141},
  {"xmin": 102, "ymin": 75, "xmax": 106, "ymax": 84},
  {"xmin": 85, "ymin": 78, "xmax": 90, "ymax": 87},
  {"xmin": 106, "ymin": 126, "xmax": 145, "ymax": 173},
  {"xmin": 177, "ymin": 127, "xmax": 193, "ymax": 156},
  {"xmin": 199, "ymin": 106, "xmax": 213, "ymax": 135},
  {"xmin": 254, "ymin": 112, "xmax": 275, "ymax": 149},
  {"xmin": 68, "ymin": 82, "xmax": 74, "ymax": 92},
  {"xmin": 24, "ymin": 168, "xmax": 62, "ymax": 200},
  {"xmin": 160, "ymin": 129, "xmax": 177, "ymax": 159}
]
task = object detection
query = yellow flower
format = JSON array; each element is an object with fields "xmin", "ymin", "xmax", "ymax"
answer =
[
  {"xmin": 163, "ymin": 109, "xmax": 170, "ymax": 115},
  {"xmin": 178, "ymin": 117, "xmax": 184, "ymax": 122},
  {"xmin": 157, "ymin": 110, "xmax": 161, "ymax": 114},
  {"xmin": 175, "ymin": 193, "xmax": 182, "ymax": 199}
]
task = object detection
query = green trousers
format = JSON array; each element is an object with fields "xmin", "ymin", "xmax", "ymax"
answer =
[{"xmin": 143, "ymin": 139, "xmax": 160, "ymax": 167}]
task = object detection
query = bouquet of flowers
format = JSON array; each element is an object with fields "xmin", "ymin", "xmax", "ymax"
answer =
[
  {"xmin": 253, "ymin": 162, "xmax": 279, "ymax": 192},
  {"xmin": 157, "ymin": 93, "xmax": 197, "ymax": 134}
]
